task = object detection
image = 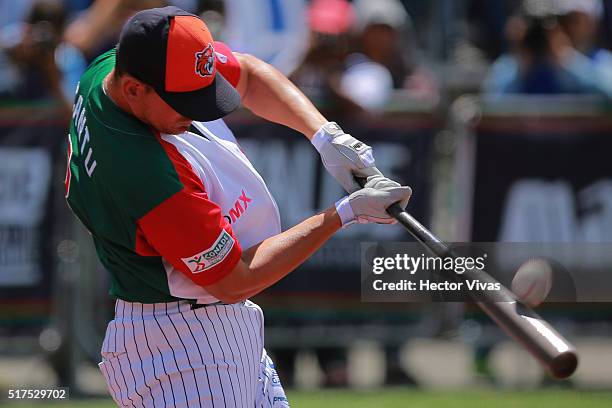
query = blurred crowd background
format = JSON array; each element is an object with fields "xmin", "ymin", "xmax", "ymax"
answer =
[
  {"xmin": 1, "ymin": 0, "xmax": 612, "ymax": 398},
  {"xmin": 2, "ymin": 0, "xmax": 612, "ymax": 114}
]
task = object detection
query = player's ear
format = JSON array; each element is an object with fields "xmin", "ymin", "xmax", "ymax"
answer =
[{"xmin": 121, "ymin": 76, "xmax": 146, "ymax": 101}]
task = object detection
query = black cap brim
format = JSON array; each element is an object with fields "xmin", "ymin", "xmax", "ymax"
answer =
[{"xmin": 156, "ymin": 73, "xmax": 241, "ymax": 122}]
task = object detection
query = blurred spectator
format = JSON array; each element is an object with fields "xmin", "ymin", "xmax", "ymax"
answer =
[
  {"xmin": 483, "ymin": 0, "xmax": 612, "ymax": 97},
  {"xmin": 557, "ymin": 0, "xmax": 606, "ymax": 55},
  {"xmin": 603, "ymin": 0, "xmax": 612, "ymax": 47},
  {"xmin": 341, "ymin": 0, "xmax": 439, "ymax": 112},
  {"xmin": 198, "ymin": 0, "xmax": 225, "ymax": 39},
  {"xmin": 290, "ymin": 0, "xmax": 364, "ymax": 115},
  {"xmin": 352, "ymin": 0, "xmax": 409, "ymax": 87},
  {"xmin": 557, "ymin": 0, "xmax": 612, "ymax": 94},
  {"xmin": 222, "ymin": 0, "xmax": 309, "ymax": 76},
  {"xmin": 463, "ymin": 0, "xmax": 520, "ymax": 61},
  {"xmin": 64, "ymin": 0, "xmax": 166, "ymax": 61},
  {"xmin": 0, "ymin": 0, "xmax": 86, "ymax": 114},
  {"xmin": 0, "ymin": 0, "xmax": 38, "ymax": 29}
]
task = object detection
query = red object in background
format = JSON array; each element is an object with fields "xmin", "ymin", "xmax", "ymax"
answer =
[{"xmin": 308, "ymin": 0, "xmax": 355, "ymax": 35}]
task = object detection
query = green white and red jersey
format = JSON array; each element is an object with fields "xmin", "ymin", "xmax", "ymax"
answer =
[{"xmin": 65, "ymin": 46, "xmax": 280, "ymax": 304}]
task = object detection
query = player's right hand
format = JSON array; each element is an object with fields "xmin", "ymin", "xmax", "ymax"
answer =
[
  {"xmin": 312, "ymin": 122, "xmax": 384, "ymax": 193},
  {"xmin": 335, "ymin": 182, "xmax": 412, "ymax": 227}
]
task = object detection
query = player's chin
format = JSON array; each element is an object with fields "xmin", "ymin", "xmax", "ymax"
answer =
[{"xmin": 166, "ymin": 122, "xmax": 192, "ymax": 135}]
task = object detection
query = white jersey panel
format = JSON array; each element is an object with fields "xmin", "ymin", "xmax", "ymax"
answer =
[{"xmin": 159, "ymin": 121, "xmax": 281, "ymax": 304}]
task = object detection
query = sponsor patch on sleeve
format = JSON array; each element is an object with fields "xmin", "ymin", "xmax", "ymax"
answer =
[{"xmin": 181, "ymin": 230, "xmax": 235, "ymax": 274}]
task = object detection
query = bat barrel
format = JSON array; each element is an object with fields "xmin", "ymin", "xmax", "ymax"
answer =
[
  {"xmin": 384, "ymin": 203, "xmax": 579, "ymax": 378},
  {"xmin": 479, "ymin": 301, "xmax": 578, "ymax": 379}
]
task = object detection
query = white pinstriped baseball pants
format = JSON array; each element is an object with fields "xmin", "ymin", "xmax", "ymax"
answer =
[{"xmin": 98, "ymin": 299, "xmax": 289, "ymax": 407}]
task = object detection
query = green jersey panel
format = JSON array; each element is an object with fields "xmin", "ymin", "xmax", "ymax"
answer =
[{"xmin": 66, "ymin": 49, "xmax": 182, "ymax": 303}]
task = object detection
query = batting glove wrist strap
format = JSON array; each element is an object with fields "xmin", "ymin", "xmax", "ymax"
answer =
[
  {"xmin": 311, "ymin": 122, "xmax": 335, "ymax": 152},
  {"xmin": 335, "ymin": 196, "xmax": 357, "ymax": 228},
  {"xmin": 313, "ymin": 122, "xmax": 381, "ymax": 193}
]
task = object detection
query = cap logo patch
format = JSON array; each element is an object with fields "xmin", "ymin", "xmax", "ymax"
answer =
[{"xmin": 195, "ymin": 44, "xmax": 215, "ymax": 77}]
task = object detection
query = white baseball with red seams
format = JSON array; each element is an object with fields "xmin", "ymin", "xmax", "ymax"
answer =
[{"xmin": 511, "ymin": 258, "xmax": 553, "ymax": 307}]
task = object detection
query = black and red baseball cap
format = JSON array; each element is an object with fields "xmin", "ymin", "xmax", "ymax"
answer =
[{"xmin": 116, "ymin": 6, "xmax": 240, "ymax": 121}]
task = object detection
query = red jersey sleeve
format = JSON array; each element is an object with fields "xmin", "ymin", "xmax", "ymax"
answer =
[
  {"xmin": 214, "ymin": 41, "xmax": 241, "ymax": 87},
  {"xmin": 135, "ymin": 139, "xmax": 242, "ymax": 287}
]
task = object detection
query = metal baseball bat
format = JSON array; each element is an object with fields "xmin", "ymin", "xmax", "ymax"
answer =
[{"xmin": 360, "ymin": 179, "xmax": 578, "ymax": 378}]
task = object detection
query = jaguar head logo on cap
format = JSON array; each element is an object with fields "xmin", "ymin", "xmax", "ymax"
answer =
[{"xmin": 195, "ymin": 44, "xmax": 215, "ymax": 77}]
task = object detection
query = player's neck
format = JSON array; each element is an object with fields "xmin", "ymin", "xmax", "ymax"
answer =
[{"xmin": 103, "ymin": 71, "xmax": 134, "ymax": 116}]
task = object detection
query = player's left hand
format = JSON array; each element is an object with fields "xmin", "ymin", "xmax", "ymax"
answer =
[
  {"xmin": 312, "ymin": 122, "xmax": 384, "ymax": 193},
  {"xmin": 359, "ymin": 174, "xmax": 409, "ymax": 210}
]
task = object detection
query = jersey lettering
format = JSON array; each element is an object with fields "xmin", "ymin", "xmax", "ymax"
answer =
[
  {"xmin": 224, "ymin": 189, "xmax": 253, "ymax": 224},
  {"xmin": 71, "ymin": 94, "xmax": 98, "ymax": 178},
  {"xmin": 64, "ymin": 133, "xmax": 73, "ymax": 198}
]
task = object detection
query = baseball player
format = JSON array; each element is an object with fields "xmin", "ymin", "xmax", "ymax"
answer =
[{"xmin": 65, "ymin": 6, "xmax": 411, "ymax": 408}]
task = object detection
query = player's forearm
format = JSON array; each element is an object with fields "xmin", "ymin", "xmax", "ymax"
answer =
[
  {"xmin": 207, "ymin": 206, "xmax": 341, "ymax": 303},
  {"xmin": 235, "ymin": 53, "xmax": 327, "ymax": 139},
  {"xmin": 244, "ymin": 205, "xmax": 341, "ymax": 275}
]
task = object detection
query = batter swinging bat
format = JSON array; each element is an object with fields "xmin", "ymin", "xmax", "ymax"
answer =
[{"xmin": 360, "ymin": 179, "xmax": 578, "ymax": 378}]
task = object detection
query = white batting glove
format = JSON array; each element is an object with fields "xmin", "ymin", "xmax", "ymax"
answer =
[
  {"xmin": 363, "ymin": 175, "xmax": 411, "ymax": 209},
  {"xmin": 335, "ymin": 184, "xmax": 412, "ymax": 227},
  {"xmin": 312, "ymin": 122, "xmax": 383, "ymax": 193}
]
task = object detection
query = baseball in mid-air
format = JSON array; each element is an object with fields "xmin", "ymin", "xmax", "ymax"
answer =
[{"xmin": 511, "ymin": 258, "xmax": 553, "ymax": 307}]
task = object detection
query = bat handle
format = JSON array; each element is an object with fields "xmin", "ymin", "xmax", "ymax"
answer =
[
  {"xmin": 355, "ymin": 176, "xmax": 368, "ymax": 189},
  {"xmin": 356, "ymin": 175, "xmax": 451, "ymax": 258}
]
